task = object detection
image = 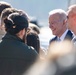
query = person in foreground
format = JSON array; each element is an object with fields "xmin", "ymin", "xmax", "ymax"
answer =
[
  {"xmin": 67, "ymin": 4, "xmax": 76, "ymax": 44},
  {"xmin": 0, "ymin": 12, "xmax": 38, "ymax": 75}
]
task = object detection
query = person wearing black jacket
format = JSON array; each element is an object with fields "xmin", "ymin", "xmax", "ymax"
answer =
[{"xmin": 0, "ymin": 12, "xmax": 38, "ymax": 75}]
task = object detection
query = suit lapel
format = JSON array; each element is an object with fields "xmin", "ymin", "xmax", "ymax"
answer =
[{"xmin": 64, "ymin": 30, "xmax": 73, "ymax": 40}]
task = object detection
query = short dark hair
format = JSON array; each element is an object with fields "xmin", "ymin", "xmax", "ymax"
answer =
[{"xmin": 4, "ymin": 12, "xmax": 29, "ymax": 35}]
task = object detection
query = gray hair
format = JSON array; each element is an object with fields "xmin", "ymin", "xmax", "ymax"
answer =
[
  {"xmin": 67, "ymin": 4, "xmax": 76, "ymax": 16},
  {"xmin": 49, "ymin": 9, "xmax": 67, "ymax": 21}
]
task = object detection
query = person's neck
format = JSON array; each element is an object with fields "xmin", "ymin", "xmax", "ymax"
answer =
[{"xmin": 73, "ymin": 28, "xmax": 76, "ymax": 36}]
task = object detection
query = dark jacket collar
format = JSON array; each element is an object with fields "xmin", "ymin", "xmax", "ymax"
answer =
[
  {"xmin": 2, "ymin": 33, "xmax": 24, "ymax": 42},
  {"xmin": 65, "ymin": 30, "xmax": 73, "ymax": 40}
]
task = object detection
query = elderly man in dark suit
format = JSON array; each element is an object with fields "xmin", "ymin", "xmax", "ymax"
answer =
[{"xmin": 48, "ymin": 9, "xmax": 73, "ymax": 43}]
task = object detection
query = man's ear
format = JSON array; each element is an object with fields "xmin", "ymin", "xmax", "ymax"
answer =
[
  {"xmin": 20, "ymin": 28, "xmax": 25, "ymax": 36},
  {"xmin": 16, "ymin": 28, "xmax": 25, "ymax": 39}
]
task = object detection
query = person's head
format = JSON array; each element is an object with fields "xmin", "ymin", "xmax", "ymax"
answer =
[
  {"xmin": 0, "ymin": 1, "xmax": 12, "ymax": 16},
  {"xmin": 0, "ymin": 1, "xmax": 12, "ymax": 27},
  {"xmin": 26, "ymin": 32, "xmax": 40, "ymax": 53},
  {"xmin": 49, "ymin": 9, "xmax": 67, "ymax": 37},
  {"xmin": 4, "ymin": 12, "xmax": 29, "ymax": 43},
  {"xmin": 1, "ymin": 8, "xmax": 19, "ymax": 27},
  {"xmin": 67, "ymin": 4, "xmax": 76, "ymax": 35},
  {"xmin": 28, "ymin": 23, "xmax": 40, "ymax": 34}
]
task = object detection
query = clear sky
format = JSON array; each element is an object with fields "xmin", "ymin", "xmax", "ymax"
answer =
[{"xmin": 2, "ymin": 0, "xmax": 74, "ymax": 26}]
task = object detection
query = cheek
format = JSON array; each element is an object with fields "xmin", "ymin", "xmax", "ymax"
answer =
[
  {"xmin": 67, "ymin": 18, "xmax": 72, "ymax": 25},
  {"xmin": 49, "ymin": 24, "xmax": 51, "ymax": 28},
  {"xmin": 68, "ymin": 21, "xmax": 70, "ymax": 25},
  {"xmin": 57, "ymin": 26, "xmax": 63, "ymax": 32},
  {"xmin": 67, "ymin": 19, "xmax": 71, "ymax": 29},
  {"xmin": 68, "ymin": 23, "xmax": 72, "ymax": 30}
]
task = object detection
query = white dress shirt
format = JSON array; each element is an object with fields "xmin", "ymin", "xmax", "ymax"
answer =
[{"xmin": 57, "ymin": 29, "xmax": 69, "ymax": 41}]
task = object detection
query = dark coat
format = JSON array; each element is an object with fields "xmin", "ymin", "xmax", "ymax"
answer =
[
  {"xmin": 0, "ymin": 33, "xmax": 38, "ymax": 75},
  {"xmin": 50, "ymin": 30, "xmax": 73, "ymax": 43}
]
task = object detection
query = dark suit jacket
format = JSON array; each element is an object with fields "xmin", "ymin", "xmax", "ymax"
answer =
[
  {"xmin": 50, "ymin": 30, "xmax": 73, "ymax": 43},
  {"xmin": 0, "ymin": 33, "xmax": 38, "ymax": 75}
]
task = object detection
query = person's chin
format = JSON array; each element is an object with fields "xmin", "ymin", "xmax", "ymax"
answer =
[{"xmin": 52, "ymin": 32, "xmax": 56, "ymax": 35}]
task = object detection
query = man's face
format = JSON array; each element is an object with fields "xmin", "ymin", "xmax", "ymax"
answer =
[
  {"xmin": 67, "ymin": 12, "xmax": 75, "ymax": 32},
  {"xmin": 49, "ymin": 14, "xmax": 64, "ymax": 37}
]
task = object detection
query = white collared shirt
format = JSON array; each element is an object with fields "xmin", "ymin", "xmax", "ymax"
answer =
[
  {"xmin": 58, "ymin": 29, "xmax": 69, "ymax": 41},
  {"xmin": 72, "ymin": 33, "xmax": 76, "ymax": 42}
]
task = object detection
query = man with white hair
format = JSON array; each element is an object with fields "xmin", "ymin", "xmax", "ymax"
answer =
[{"xmin": 49, "ymin": 9, "xmax": 73, "ymax": 43}]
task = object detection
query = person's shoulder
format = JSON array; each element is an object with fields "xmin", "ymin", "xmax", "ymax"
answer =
[
  {"xmin": 27, "ymin": 46, "xmax": 35, "ymax": 51},
  {"xmin": 19, "ymin": 44, "xmax": 38, "ymax": 58},
  {"xmin": 65, "ymin": 30, "xmax": 73, "ymax": 40},
  {"xmin": 49, "ymin": 36, "xmax": 57, "ymax": 43},
  {"xmin": 67, "ymin": 30, "xmax": 73, "ymax": 35},
  {"xmin": 28, "ymin": 46, "xmax": 38, "ymax": 53},
  {"xmin": 24, "ymin": 45, "xmax": 38, "ymax": 54}
]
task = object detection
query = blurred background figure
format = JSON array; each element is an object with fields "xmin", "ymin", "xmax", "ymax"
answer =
[
  {"xmin": 26, "ymin": 32, "xmax": 40, "ymax": 53},
  {"xmin": 0, "ymin": 1, "xmax": 12, "ymax": 40},
  {"xmin": 30, "ymin": 17, "xmax": 39, "ymax": 27},
  {"xmin": 25, "ymin": 40, "xmax": 76, "ymax": 75},
  {"xmin": 26, "ymin": 25, "xmax": 46, "ymax": 59},
  {"xmin": 1, "ymin": 8, "xmax": 19, "ymax": 32},
  {"xmin": 28, "ymin": 23, "xmax": 40, "ymax": 34},
  {"xmin": 47, "ymin": 40, "xmax": 76, "ymax": 75},
  {"xmin": 0, "ymin": 1, "xmax": 12, "ymax": 17},
  {"xmin": 49, "ymin": 9, "xmax": 73, "ymax": 44}
]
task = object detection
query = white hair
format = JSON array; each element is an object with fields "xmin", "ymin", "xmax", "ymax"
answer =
[
  {"xmin": 68, "ymin": 4, "xmax": 76, "ymax": 15},
  {"xmin": 49, "ymin": 9, "xmax": 67, "ymax": 21}
]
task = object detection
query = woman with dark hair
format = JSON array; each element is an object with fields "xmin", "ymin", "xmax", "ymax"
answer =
[{"xmin": 27, "ymin": 32, "xmax": 40, "ymax": 53}]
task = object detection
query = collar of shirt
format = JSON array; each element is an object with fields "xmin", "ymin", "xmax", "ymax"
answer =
[
  {"xmin": 58, "ymin": 29, "xmax": 69, "ymax": 41},
  {"xmin": 72, "ymin": 33, "xmax": 76, "ymax": 42},
  {"xmin": 72, "ymin": 32, "xmax": 76, "ymax": 38}
]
